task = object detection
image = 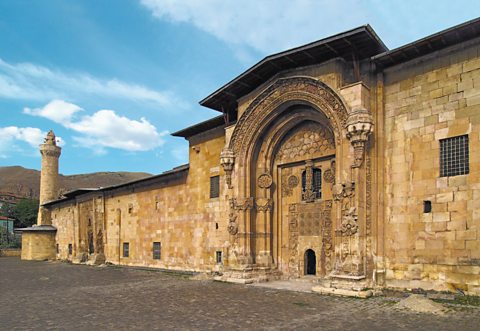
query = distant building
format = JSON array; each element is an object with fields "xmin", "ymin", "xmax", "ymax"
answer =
[
  {"xmin": 0, "ymin": 216, "xmax": 15, "ymax": 234},
  {"xmin": 23, "ymin": 18, "xmax": 480, "ymax": 296},
  {"xmin": 0, "ymin": 192, "xmax": 23, "ymax": 208}
]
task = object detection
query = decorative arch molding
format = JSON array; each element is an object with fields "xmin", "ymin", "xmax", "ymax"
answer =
[{"xmin": 228, "ymin": 76, "xmax": 350, "ymax": 160}]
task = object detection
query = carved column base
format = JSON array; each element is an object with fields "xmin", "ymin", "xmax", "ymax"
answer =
[{"xmin": 255, "ymin": 251, "xmax": 273, "ymax": 266}]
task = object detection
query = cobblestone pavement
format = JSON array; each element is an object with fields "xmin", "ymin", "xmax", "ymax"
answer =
[{"xmin": 1, "ymin": 258, "xmax": 479, "ymax": 331}]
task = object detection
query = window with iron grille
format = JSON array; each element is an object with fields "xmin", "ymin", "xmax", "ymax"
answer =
[
  {"xmin": 210, "ymin": 176, "xmax": 220, "ymax": 198},
  {"xmin": 68, "ymin": 244, "xmax": 72, "ymax": 255},
  {"xmin": 123, "ymin": 242, "xmax": 129, "ymax": 258},
  {"xmin": 153, "ymin": 242, "xmax": 161, "ymax": 260},
  {"xmin": 301, "ymin": 168, "xmax": 322, "ymax": 200},
  {"xmin": 440, "ymin": 135, "xmax": 469, "ymax": 177}
]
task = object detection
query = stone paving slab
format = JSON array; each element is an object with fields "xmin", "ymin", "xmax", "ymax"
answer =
[{"xmin": 1, "ymin": 257, "xmax": 480, "ymax": 330}]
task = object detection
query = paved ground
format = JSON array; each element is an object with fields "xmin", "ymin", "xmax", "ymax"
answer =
[{"xmin": 1, "ymin": 258, "xmax": 480, "ymax": 330}]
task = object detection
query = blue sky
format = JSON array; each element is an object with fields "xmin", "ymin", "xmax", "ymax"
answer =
[{"xmin": 0, "ymin": 1, "xmax": 478, "ymax": 175}]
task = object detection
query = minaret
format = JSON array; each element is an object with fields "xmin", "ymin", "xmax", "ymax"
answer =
[{"xmin": 37, "ymin": 130, "xmax": 61, "ymax": 225}]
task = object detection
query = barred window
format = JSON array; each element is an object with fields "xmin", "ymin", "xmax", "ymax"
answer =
[
  {"xmin": 301, "ymin": 168, "xmax": 322, "ymax": 200},
  {"xmin": 153, "ymin": 242, "xmax": 161, "ymax": 260},
  {"xmin": 210, "ymin": 176, "xmax": 220, "ymax": 198},
  {"xmin": 440, "ymin": 135, "xmax": 469, "ymax": 177},
  {"xmin": 68, "ymin": 244, "xmax": 72, "ymax": 255},
  {"xmin": 123, "ymin": 242, "xmax": 129, "ymax": 258}
]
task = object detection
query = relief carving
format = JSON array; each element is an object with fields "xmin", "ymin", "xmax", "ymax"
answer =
[
  {"xmin": 323, "ymin": 159, "xmax": 336, "ymax": 184},
  {"xmin": 229, "ymin": 77, "xmax": 349, "ymax": 158},
  {"xmin": 229, "ymin": 197, "xmax": 254, "ymax": 211},
  {"xmin": 302, "ymin": 160, "xmax": 315, "ymax": 203},
  {"xmin": 227, "ymin": 212, "xmax": 238, "ymax": 235},
  {"xmin": 322, "ymin": 201, "xmax": 333, "ymax": 273},
  {"xmin": 281, "ymin": 168, "xmax": 293, "ymax": 197},
  {"xmin": 276, "ymin": 122, "xmax": 335, "ymax": 163},
  {"xmin": 220, "ymin": 148, "xmax": 235, "ymax": 189},
  {"xmin": 346, "ymin": 108, "xmax": 373, "ymax": 168},
  {"xmin": 339, "ymin": 207, "xmax": 358, "ymax": 236},
  {"xmin": 365, "ymin": 143, "xmax": 372, "ymax": 274},
  {"xmin": 255, "ymin": 198, "xmax": 273, "ymax": 212},
  {"xmin": 288, "ymin": 204, "xmax": 299, "ymax": 278},
  {"xmin": 332, "ymin": 182, "xmax": 355, "ymax": 202},
  {"xmin": 257, "ymin": 173, "xmax": 273, "ymax": 189},
  {"xmin": 288, "ymin": 175, "xmax": 299, "ymax": 189}
]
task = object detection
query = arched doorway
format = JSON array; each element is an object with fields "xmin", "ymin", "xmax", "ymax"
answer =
[{"xmin": 304, "ymin": 249, "xmax": 316, "ymax": 275}]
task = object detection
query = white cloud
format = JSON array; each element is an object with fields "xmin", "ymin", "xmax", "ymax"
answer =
[
  {"xmin": 25, "ymin": 100, "xmax": 167, "ymax": 153},
  {"xmin": 0, "ymin": 58, "xmax": 179, "ymax": 107},
  {"xmin": 140, "ymin": 0, "xmax": 370, "ymax": 54},
  {"xmin": 0, "ymin": 126, "xmax": 64, "ymax": 158},
  {"xmin": 0, "ymin": 126, "xmax": 46, "ymax": 148},
  {"xmin": 24, "ymin": 99, "xmax": 83, "ymax": 124}
]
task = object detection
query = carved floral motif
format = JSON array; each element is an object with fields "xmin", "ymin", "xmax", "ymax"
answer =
[
  {"xmin": 339, "ymin": 207, "xmax": 358, "ymax": 236},
  {"xmin": 255, "ymin": 198, "xmax": 273, "ymax": 212},
  {"xmin": 229, "ymin": 77, "xmax": 349, "ymax": 158},
  {"xmin": 288, "ymin": 175, "xmax": 299, "ymax": 188},
  {"xmin": 227, "ymin": 213, "xmax": 238, "ymax": 235},
  {"xmin": 257, "ymin": 173, "xmax": 273, "ymax": 189}
]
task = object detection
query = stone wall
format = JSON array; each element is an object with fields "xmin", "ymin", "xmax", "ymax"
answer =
[
  {"xmin": 21, "ymin": 231, "xmax": 56, "ymax": 260},
  {"xmin": 52, "ymin": 126, "xmax": 227, "ymax": 271},
  {"xmin": 52, "ymin": 202, "xmax": 76, "ymax": 260},
  {"xmin": 384, "ymin": 40, "xmax": 480, "ymax": 295}
]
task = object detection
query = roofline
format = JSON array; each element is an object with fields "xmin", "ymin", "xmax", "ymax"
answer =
[
  {"xmin": 199, "ymin": 24, "xmax": 388, "ymax": 110},
  {"xmin": 372, "ymin": 17, "xmax": 480, "ymax": 66},
  {"xmin": 171, "ymin": 115, "xmax": 226, "ymax": 138}
]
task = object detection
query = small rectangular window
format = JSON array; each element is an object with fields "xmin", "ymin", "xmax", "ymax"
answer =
[
  {"xmin": 68, "ymin": 244, "xmax": 72, "ymax": 255},
  {"xmin": 423, "ymin": 201, "xmax": 432, "ymax": 213},
  {"xmin": 56, "ymin": 244, "xmax": 59, "ymax": 254},
  {"xmin": 216, "ymin": 251, "xmax": 222, "ymax": 264},
  {"xmin": 123, "ymin": 242, "xmax": 129, "ymax": 258},
  {"xmin": 210, "ymin": 176, "xmax": 220, "ymax": 198},
  {"xmin": 153, "ymin": 242, "xmax": 161, "ymax": 260},
  {"xmin": 440, "ymin": 135, "xmax": 469, "ymax": 177}
]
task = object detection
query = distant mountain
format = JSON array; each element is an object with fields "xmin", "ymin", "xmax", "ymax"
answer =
[{"xmin": 0, "ymin": 166, "xmax": 152, "ymax": 199}]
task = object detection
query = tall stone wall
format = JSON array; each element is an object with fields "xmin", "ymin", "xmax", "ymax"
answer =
[
  {"xmin": 384, "ymin": 41, "xmax": 480, "ymax": 295},
  {"xmin": 52, "ymin": 203, "xmax": 76, "ymax": 260},
  {"xmin": 52, "ymin": 126, "xmax": 227, "ymax": 272}
]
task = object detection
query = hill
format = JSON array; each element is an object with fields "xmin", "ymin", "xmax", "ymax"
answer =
[{"xmin": 0, "ymin": 166, "xmax": 152, "ymax": 199}]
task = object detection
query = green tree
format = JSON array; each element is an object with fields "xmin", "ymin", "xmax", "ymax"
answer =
[
  {"xmin": 12, "ymin": 198, "xmax": 39, "ymax": 228},
  {"xmin": 0, "ymin": 202, "xmax": 15, "ymax": 219}
]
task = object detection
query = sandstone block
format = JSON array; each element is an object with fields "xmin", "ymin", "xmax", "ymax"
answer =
[
  {"xmin": 436, "ymin": 192, "xmax": 454, "ymax": 203},
  {"xmin": 433, "ymin": 212, "xmax": 450, "ymax": 222},
  {"xmin": 456, "ymin": 229, "xmax": 477, "ymax": 241}
]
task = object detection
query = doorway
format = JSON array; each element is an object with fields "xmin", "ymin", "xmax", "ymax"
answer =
[{"xmin": 304, "ymin": 249, "xmax": 316, "ymax": 275}]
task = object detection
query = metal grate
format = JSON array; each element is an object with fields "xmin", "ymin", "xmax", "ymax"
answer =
[
  {"xmin": 123, "ymin": 242, "xmax": 129, "ymax": 258},
  {"xmin": 440, "ymin": 135, "xmax": 469, "ymax": 177},
  {"xmin": 301, "ymin": 168, "xmax": 322, "ymax": 200},
  {"xmin": 313, "ymin": 168, "xmax": 322, "ymax": 199},
  {"xmin": 210, "ymin": 176, "xmax": 220, "ymax": 198},
  {"xmin": 153, "ymin": 242, "xmax": 161, "ymax": 260}
]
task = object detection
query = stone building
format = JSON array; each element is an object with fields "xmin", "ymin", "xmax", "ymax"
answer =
[{"xmin": 24, "ymin": 18, "xmax": 480, "ymax": 295}]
